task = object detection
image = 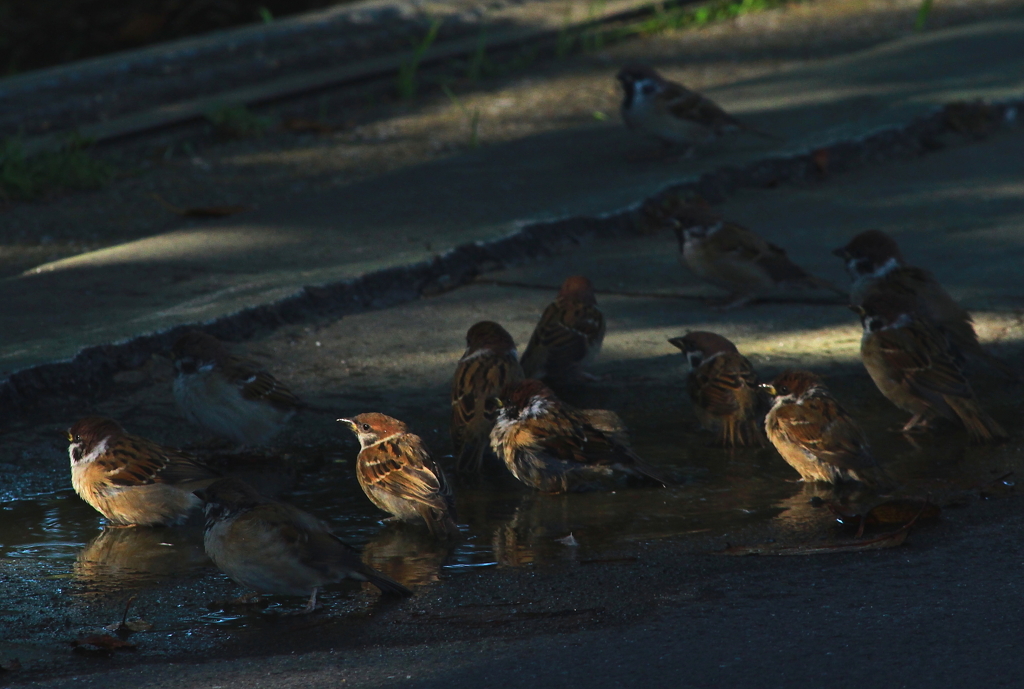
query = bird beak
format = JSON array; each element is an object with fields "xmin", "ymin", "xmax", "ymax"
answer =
[
  {"xmin": 667, "ymin": 337, "xmax": 686, "ymax": 352},
  {"xmin": 759, "ymin": 384, "xmax": 778, "ymax": 396},
  {"xmin": 832, "ymin": 247, "xmax": 849, "ymax": 259},
  {"xmin": 493, "ymin": 398, "xmax": 505, "ymax": 409},
  {"xmin": 848, "ymin": 305, "xmax": 866, "ymax": 317},
  {"xmin": 337, "ymin": 418, "xmax": 356, "ymax": 430},
  {"xmin": 193, "ymin": 488, "xmax": 208, "ymax": 502}
]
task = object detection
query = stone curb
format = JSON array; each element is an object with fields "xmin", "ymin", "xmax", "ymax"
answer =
[{"xmin": 1, "ymin": 97, "xmax": 1019, "ymax": 419}]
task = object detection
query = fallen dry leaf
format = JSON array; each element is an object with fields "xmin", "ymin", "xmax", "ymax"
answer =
[
  {"xmin": 151, "ymin": 193, "xmax": 249, "ymax": 218},
  {"xmin": 811, "ymin": 148, "xmax": 829, "ymax": 176},
  {"xmin": 721, "ymin": 506, "xmax": 926, "ymax": 557},
  {"xmin": 71, "ymin": 634, "xmax": 137, "ymax": 657},
  {"xmin": 943, "ymin": 100, "xmax": 996, "ymax": 138},
  {"xmin": 864, "ymin": 499, "xmax": 940, "ymax": 527}
]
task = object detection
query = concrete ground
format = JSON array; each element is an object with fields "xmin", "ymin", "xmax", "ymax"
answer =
[
  {"xmin": 3, "ymin": 9, "xmax": 1024, "ymax": 378},
  {"xmin": 3, "ymin": 4, "xmax": 1024, "ymax": 688}
]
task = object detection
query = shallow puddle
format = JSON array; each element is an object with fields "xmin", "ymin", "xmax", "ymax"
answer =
[{"xmin": 0, "ymin": 368, "xmax": 1020, "ymax": 673}]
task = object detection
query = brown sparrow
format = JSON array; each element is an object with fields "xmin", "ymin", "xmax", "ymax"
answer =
[
  {"xmin": 450, "ymin": 321, "xmax": 525, "ymax": 474},
  {"xmin": 853, "ymin": 292, "xmax": 1007, "ymax": 442},
  {"xmin": 171, "ymin": 330, "xmax": 303, "ymax": 445},
  {"xmin": 668, "ymin": 331, "xmax": 765, "ymax": 447},
  {"xmin": 339, "ymin": 413, "xmax": 459, "ymax": 540},
  {"xmin": 489, "ymin": 379, "xmax": 669, "ymax": 493},
  {"xmin": 672, "ymin": 205, "xmax": 844, "ymax": 309},
  {"xmin": 617, "ymin": 64, "xmax": 781, "ymax": 151},
  {"xmin": 198, "ymin": 478, "xmax": 411, "ymax": 612},
  {"xmin": 761, "ymin": 371, "xmax": 890, "ymax": 487},
  {"xmin": 68, "ymin": 416, "xmax": 220, "ymax": 526},
  {"xmin": 834, "ymin": 229, "xmax": 1016, "ymax": 378},
  {"xmin": 519, "ymin": 276, "xmax": 606, "ymax": 381}
]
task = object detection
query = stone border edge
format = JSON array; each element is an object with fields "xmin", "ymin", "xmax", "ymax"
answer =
[{"xmin": 1, "ymin": 97, "xmax": 1019, "ymax": 419}]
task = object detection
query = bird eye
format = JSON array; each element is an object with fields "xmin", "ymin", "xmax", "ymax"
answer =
[{"xmin": 361, "ymin": 423, "xmax": 371, "ymax": 432}]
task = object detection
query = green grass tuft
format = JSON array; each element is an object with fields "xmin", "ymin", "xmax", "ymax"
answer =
[
  {"xmin": 205, "ymin": 105, "xmax": 273, "ymax": 139},
  {"xmin": 0, "ymin": 135, "xmax": 114, "ymax": 201},
  {"xmin": 398, "ymin": 19, "xmax": 443, "ymax": 100},
  {"xmin": 441, "ymin": 85, "xmax": 481, "ymax": 149},
  {"xmin": 915, "ymin": 0, "xmax": 934, "ymax": 30}
]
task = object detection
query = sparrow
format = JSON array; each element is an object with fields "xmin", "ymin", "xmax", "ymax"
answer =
[
  {"xmin": 450, "ymin": 321, "xmax": 525, "ymax": 474},
  {"xmin": 519, "ymin": 276, "xmax": 606, "ymax": 382},
  {"xmin": 761, "ymin": 371, "xmax": 891, "ymax": 487},
  {"xmin": 616, "ymin": 64, "xmax": 781, "ymax": 151},
  {"xmin": 489, "ymin": 379, "xmax": 670, "ymax": 493},
  {"xmin": 834, "ymin": 229, "xmax": 1016, "ymax": 378},
  {"xmin": 671, "ymin": 204, "xmax": 845, "ymax": 309},
  {"xmin": 67, "ymin": 416, "xmax": 221, "ymax": 526},
  {"xmin": 197, "ymin": 478, "xmax": 411, "ymax": 612},
  {"xmin": 668, "ymin": 331, "xmax": 765, "ymax": 447},
  {"xmin": 853, "ymin": 291, "xmax": 1007, "ymax": 442},
  {"xmin": 339, "ymin": 413, "xmax": 459, "ymax": 540},
  {"xmin": 171, "ymin": 330, "xmax": 303, "ymax": 445}
]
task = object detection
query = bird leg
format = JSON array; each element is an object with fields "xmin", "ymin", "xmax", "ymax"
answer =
[
  {"xmin": 901, "ymin": 413, "xmax": 929, "ymax": 434},
  {"xmin": 302, "ymin": 588, "xmax": 322, "ymax": 615}
]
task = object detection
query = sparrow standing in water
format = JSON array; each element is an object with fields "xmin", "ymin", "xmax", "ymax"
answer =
[
  {"xmin": 520, "ymin": 276, "xmax": 606, "ymax": 382},
  {"xmin": 450, "ymin": 321, "xmax": 525, "ymax": 474},
  {"xmin": 668, "ymin": 332, "xmax": 764, "ymax": 447},
  {"xmin": 617, "ymin": 64, "xmax": 780, "ymax": 153},
  {"xmin": 339, "ymin": 414, "xmax": 458, "ymax": 540},
  {"xmin": 67, "ymin": 417, "xmax": 220, "ymax": 526},
  {"xmin": 490, "ymin": 379, "xmax": 669, "ymax": 493},
  {"xmin": 853, "ymin": 292, "xmax": 1007, "ymax": 442},
  {"xmin": 672, "ymin": 205, "xmax": 844, "ymax": 309},
  {"xmin": 171, "ymin": 330, "xmax": 303, "ymax": 445},
  {"xmin": 198, "ymin": 478, "xmax": 411, "ymax": 613},
  {"xmin": 761, "ymin": 371, "xmax": 890, "ymax": 487},
  {"xmin": 834, "ymin": 229, "xmax": 1016, "ymax": 378}
]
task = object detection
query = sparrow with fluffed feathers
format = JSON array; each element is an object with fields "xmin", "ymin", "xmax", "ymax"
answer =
[
  {"xmin": 450, "ymin": 321, "xmax": 525, "ymax": 474},
  {"xmin": 853, "ymin": 291, "xmax": 1007, "ymax": 443},
  {"xmin": 519, "ymin": 276, "xmax": 606, "ymax": 382},
  {"xmin": 671, "ymin": 204, "xmax": 845, "ymax": 309},
  {"xmin": 489, "ymin": 379, "xmax": 670, "ymax": 493},
  {"xmin": 171, "ymin": 330, "xmax": 303, "ymax": 445},
  {"xmin": 339, "ymin": 413, "xmax": 459, "ymax": 540},
  {"xmin": 617, "ymin": 64, "xmax": 781, "ymax": 152},
  {"xmin": 198, "ymin": 478, "xmax": 411, "ymax": 612},
  {"xmin": 67, "ymin": 416, "xmax": 221, "ymax": 526},
  {"xmin": 669, "ymin": 332, "xmax": 765, "ymax": 447},
  {"xmin": 834, "ymin": 229, "xmax": 1016, "ymax": 378},
  {"xmin": 761, "ymin": 371, "xmax": 891, "ymax": 487}
]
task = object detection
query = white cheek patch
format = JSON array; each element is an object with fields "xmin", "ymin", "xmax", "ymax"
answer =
[
  {"xmin": 871, "ymin": 257, "xmax": 900, "ymax": 278},
  {"xmin": 519, "ymin": 397, "xmax": 550, "ymax": 420},
  {"xmin": 72, "ymin": 436, "xmax": 110, "ymax": 465}
]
